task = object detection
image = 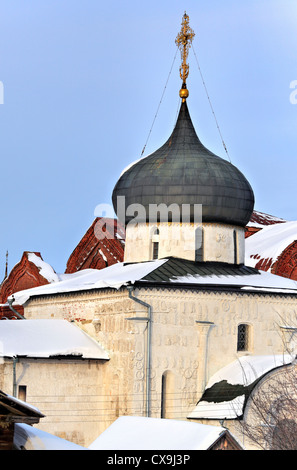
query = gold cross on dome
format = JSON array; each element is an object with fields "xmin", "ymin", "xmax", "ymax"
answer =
[{"xmin": 175, "ymin": 12, "xmax": 195, "ymax": 100}]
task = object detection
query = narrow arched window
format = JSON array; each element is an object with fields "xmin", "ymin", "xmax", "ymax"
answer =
[
  {"xmin": 233, "ymin": 230, "xmax": 238, "ymax": 264},
  {"xmin": 195, "ymin": 227, "xmax": 203, "ymax": 262},
  {"xmin": 237, "ymin": 323, "xmax": 250, "ymax": 351},
  {"xmin": 152, "ymin": 242, "xmax": 159, "ymax": 260},
  {"xmin": 161, "ymin": 371, "xmax": 175, "ymax": 419},
  {"xmin": 151, "ymin": 227, "xmax": 160, "ymax": 260}
]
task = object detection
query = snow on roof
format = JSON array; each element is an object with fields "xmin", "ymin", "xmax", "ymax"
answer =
[
  {"xmin": 247, "ymin": 211, "xmax": 286, "ymax": 228},
  {"xmin": 245, "ymin": 221, "xmax": 297, "ymax": 270},
  {"xmin": 0, "ymin": 390, "xmax": 43, "ymax": 416},
  {"xmin": 8, "ymin": 255, "xmax": 297, "ymax": 307},
  {"xmin": 189, "ymin": 395, "xmax": 246, "ymax": 420},
  {"xmin": 88, "ymin": 416, "xmax": 237, "ymax": 450},
  {"xmin": 206, "ymin": 355, "xmax": 293, "ymax": 388},
  {"xmin": 188, "ymin": 355, "xmax": 294, "ymax": 420},
  {"xmin": 27, "ymin": 252, "xmax": 60, "ymax": 283},
  {"xmin": 168, "ymin": 267, "xmax": 297, "ymax": 293},
  {"xmin": 14, "ymin": 423, "xmax": 87, "ymax": 450},
  {"xmin": 0, "ymin": 320, "xmax": 109, "ymax": 360},
  {"xmin": 9, "ymin": 259, "xmax": 167, "ymax": 305}
]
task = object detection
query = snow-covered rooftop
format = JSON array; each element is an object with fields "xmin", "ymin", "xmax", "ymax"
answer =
[
  {"xmin": 188, "ymin": 354, "xmax": 294, "ymax": 420},
  {"xmin": 8, "ymin": 259, "xmax": 167, "ymax": 305},
  {"xmin": 8, "ymin": 256, "xmax": 297, "ymax": 307},
  {"xmin": 14, "ymin": 423, "xmax": 87, "ymax": 450},
  {"xmin": 0, "ymin": 390, "xmax": 43, "ymax": 417},
  {"xmin": 0, "ymin": 319, "xmax": 108, "ymax": 360},
  {"xmin": 247, "ymin": 210, "xmax": 286, "ymax": 228},
  {"xmin": 27, "ymin": 252, "xmax": 61, "ymax": 283},
  {"xmin": 88, "ymin": 416, "xmax": 240, "ymax": 450},
  {"xmin": 168, "ymin": 267, "xmax": 297, "ymax": 293},
  {"xmin": 245, "ymin": 221, "xmax": 297, "ymax": 271}
]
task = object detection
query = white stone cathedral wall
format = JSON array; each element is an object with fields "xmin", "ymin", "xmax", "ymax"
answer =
[
  {"xmin": 124, "ymin": 222, "xmax": 245, "ymax": 264},
  {"xmin": 23, "ymin": 286, "xmax": 297, "ymax": 444}
]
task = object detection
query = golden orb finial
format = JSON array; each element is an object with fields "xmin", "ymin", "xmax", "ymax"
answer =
[
  {"xmin": 179, "ymin": 86, "xmax": 189, "ymax": 101},
  {"xmin": 175, "ymin": 12, "xmax": 195, "ymax": 101}
]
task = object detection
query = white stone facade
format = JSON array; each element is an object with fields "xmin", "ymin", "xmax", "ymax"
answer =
[
  {"xmin": 20, "ymin": 284, "xmax": 297, "ymax": 446},
  {"xmin": 124, "ymin": 222, "xmax": 245, "ymax": 264}
]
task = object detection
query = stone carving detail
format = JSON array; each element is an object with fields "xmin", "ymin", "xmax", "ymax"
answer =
[{"xmin": 216, "ymin": 233, "xmax": 226, "ymax": 243}]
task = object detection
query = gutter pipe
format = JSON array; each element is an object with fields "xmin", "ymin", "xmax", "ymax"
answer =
[
  {"xmin": 5, "ymin": 297, "xmax": 23, "ymax": 396},
  {"xmin": 13, "ymin": 357, "xmax": 18, "ymax": 397},
  {"xmin": 7, "ymin": 296, "xmax": 25, "ymax": 320}
]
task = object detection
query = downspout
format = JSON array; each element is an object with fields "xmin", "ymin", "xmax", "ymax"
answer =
[
  {"xmin": 7, "ymin": 296, "xmax": 26, "ymax": 320},
  {"xmin": 6, "ymin": 296, "xmax": 23, "ymax": 396},
  {"xmin": 127, "ymin": 286, "xmax": 152, "ymax": 417},
  {"xmin": 13, "ymin": 357, "xmax": 18, "ymax": 397},
  {"xmin": 0, "ymin": 297, "xmax": 23, "ymax": 397}
]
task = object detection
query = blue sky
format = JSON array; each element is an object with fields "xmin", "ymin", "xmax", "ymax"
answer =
[{"xmin": 0, "ymin": 0, "xmax": 297, "ymax": 276}]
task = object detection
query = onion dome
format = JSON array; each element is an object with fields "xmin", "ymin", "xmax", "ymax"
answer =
[
  {"xmin": 112, "ymin": 13, "xmax": 254, "ymax": 228},
  {"xmin": 112, "ymin": 100, "xmax": 254, "ymax": 227}
]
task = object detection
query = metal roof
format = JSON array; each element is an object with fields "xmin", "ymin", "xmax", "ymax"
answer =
[
  {"xmin": 137, "ymin": 257, "xmax": 260, "ymax": 283},
  {"xmin": 113, "ymin": 100, "xmax": 254, "ymax": 227},
  {"xmin": 0, "ymin": 390, "xmax": 44, "ymax": 419},
  {"xmin": 132, "ymin": 257, "xmax": 297, "ymax": 295}
]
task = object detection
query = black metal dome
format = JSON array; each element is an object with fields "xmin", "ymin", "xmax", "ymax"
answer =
[{"xmin": 112, "ymin": 100, "xmax": 254, "ymax": 227}]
